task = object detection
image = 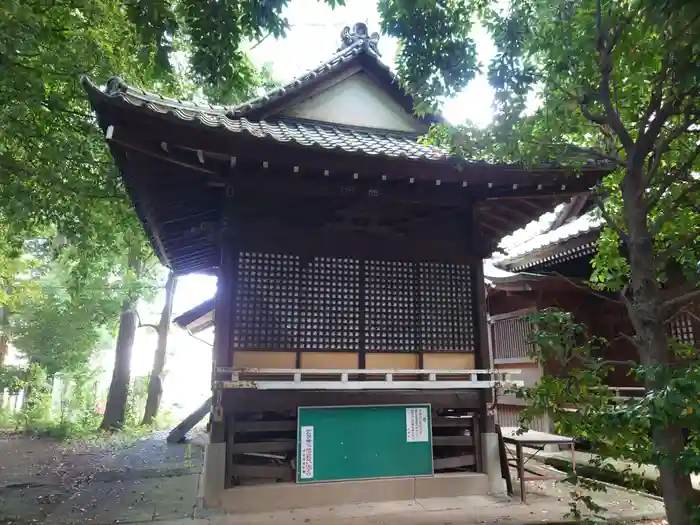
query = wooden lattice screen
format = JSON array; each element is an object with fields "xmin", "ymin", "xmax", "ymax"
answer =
[
  {"xmin": 669, "ymin": 311, "xmax": 698, "ymax": 347},
  {"xmin": 496, "ymin": 405, "xmax": 549, "ymax": 432},
  {"xmin": 232, "ymin": 252, "xmax": 475, "ymax": 354},
  {"xmin": 489, "ymin": 308, "xmax": 536, "ymax": 361}
]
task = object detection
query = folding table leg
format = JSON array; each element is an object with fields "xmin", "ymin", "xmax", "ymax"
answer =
[{"xmin": 517, "ymin": 443, "xmax": 526, "ymax": 503}]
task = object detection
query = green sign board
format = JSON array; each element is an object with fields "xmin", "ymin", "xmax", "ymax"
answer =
[{"xmin": 296, "ymin": 404, "xmax": 433, "ymax": 483}]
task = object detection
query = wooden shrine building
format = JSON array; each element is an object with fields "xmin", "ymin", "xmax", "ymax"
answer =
[
  {"xmin": 85, "ymin": 23, "xmax": 604, "ymax": 512},
  {"xmin": 488, "ymin": 204, "xmax": 700, "ymax": 431}
]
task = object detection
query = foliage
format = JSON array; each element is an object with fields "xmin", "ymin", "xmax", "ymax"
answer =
[
  {"xmin": 514, "ymin": 309, "xmax": 700, "ymax": 524},
  {"xmin": 417, "ymin": 0, "xmax": 700, "ymax": 523},
  {"xmin": 0, "ymin": 358, "xmax": 169, "ymax": 440},
  {"xmin": 14, "ymin": 364, "xmax": 54, "ymax": 434},
  {"xmin": 88, "ymin": 0, "xmax": 480, "ymax": 113},
  {"xmin": 0, "ymin": 0, "xmax": 273, "ymax": 301},
  {"xmin": 0, "ymin": 0, "xmax": 163, "ymax": 260},
  {"xmin": 378, "ymin": 0, "xmax": 480, "ymax": 114},
  {"xmin": 0, "ymin": 365, "xmax": 26, "ymax": 395},
  {"xmin": 10, "ymin": 248, "xmax": 128, "ymax": 377}
]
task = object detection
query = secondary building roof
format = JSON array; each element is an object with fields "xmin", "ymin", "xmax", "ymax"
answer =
[{"xmin": 495, "ymin": 211, "xmax": 603, "ymax": 272}]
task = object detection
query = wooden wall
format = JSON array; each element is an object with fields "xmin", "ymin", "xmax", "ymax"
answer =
[
  {"xmin": 222, "ymin": 389, "xmax": 482, "ymax": 487},
  {"xmin": 224, "ymin": 251, "xmax": 481, "ymax": 371}
]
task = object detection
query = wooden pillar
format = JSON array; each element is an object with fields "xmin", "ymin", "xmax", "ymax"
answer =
[
  {"xmin": 471, "ymin": 207, "xmax": 494, "ymax": 433},
  {"xmin": 211, "ymin": 184, "xmax": 236, "ymax": 444},
  {"xmin": 471, "ymin": 206, "xmax": 506, "ymax": 493},
  {"xmin": 472, "ymin": 259, "xmax": 494, "ymax": 432}
]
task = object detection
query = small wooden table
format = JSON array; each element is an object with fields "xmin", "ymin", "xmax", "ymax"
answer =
[{"xmin": 500, "ymin": 427, "xmax": 576, "ymax": 503}]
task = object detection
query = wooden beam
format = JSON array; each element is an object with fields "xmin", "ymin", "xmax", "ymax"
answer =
[
  {"xmin": 433, "ymin": 455, "xmax": 476, "ymax": 470},
  {"xmin": 432, "ymin": 416, "xmax": 474, "ymax": 428},
  {"xmin": 99, "ymin": 108, "xmax": 605, "ymax": 191},
  {"xmin": 236, "ymin": 420, "xmax": 297, "ymax": 432},
  {"xmin": 210, "ymin": 188, "xmax": 235, "ymax": 444},
  {"xmin": 229, "ymin": 463, "xmax": 293, "ymax": 480},
  {"xmin": 225, "ymin": 413, "xmax": 237, "ymax": 488},
  {"xmin": 223, "ymin": 389, "xmax": 482, "ymax": 413},
  {"xmin": 516, "ymin": 197, "xmax": 552, "ymax": 210},
  {"xmin": 499, "ymin": 203, "xmax": 537, "ymax": 223},
  {"xmin": 235, "ymin": 226, "xmax": 476, "ymax": 264},
  {"xmin": 479, "ymin": 209, "xmax": 517, "ymax": 230},
  {"xmin": 433, "ymin": 435, "xmax": 475, "ymax": 446},
  {"xmin": 230, "ymin": 440, "xmax": 296, "ymax": 454}
]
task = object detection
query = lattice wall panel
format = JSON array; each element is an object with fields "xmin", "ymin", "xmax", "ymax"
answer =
[
  {"xmin": 298, "ymin": 257, "xmax": 361, "ymax": 352},
  {"xmin": 418, "ymin": 263, "xmax": 474, "ymax": 352},
  {"xmin": 491, "ymin": 314, "xmax": 534, "ymax": 360},
  {"xmin": 669, "ymin": 312, "xmax": 696, "ymax": 347},
  {"xmin": 233, "ymin": 252, "xmax": 300, "ymax": 350},
  {"xmin": 365, "ymin": 260, "xmax": 417, "ymax": 353},
  {"xmin": 231, "ymin": 253, "xmax": 475, "ymax": 354}
]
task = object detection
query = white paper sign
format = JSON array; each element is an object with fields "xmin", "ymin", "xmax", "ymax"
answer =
[
  {"xmin": 299, "ymin": 426, "xmax": 314, "ymax": 479},
  {"xmin": 405, "ymin": 407, "xmax": 429, "ymax": 443}
]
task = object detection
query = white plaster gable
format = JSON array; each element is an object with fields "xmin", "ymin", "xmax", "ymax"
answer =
[{"xmin": 280, "ymin": 72, "xmax": 423, "ymax": 132}]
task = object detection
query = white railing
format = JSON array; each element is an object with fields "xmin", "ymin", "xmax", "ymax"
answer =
[
  {"xmin": 607, "ymin": 386, "xmax": 646, "ymax": 400},
  {"xmin": 214, "ymin": 367, "xmax": 523, "ymax": 391}
]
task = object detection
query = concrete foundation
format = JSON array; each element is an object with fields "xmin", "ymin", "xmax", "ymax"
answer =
[
  {"xmin": 201, "ymin": 442, "xmax": 226, "ymax": 509},
  {"xmin": 219, "ymin": 473, "xmax": 489, "ymax": 514},
  {"xmin": 481, "ymin": 432, "xmax": 507, "ymax": 495}
]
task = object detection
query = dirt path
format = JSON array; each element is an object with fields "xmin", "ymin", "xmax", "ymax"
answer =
[{"xmin": 0, "ymin": 431, "xmax": 205, "ymax": 524}]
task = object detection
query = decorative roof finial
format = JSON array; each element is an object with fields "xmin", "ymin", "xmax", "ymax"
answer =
[{"xmin": 339, "ymin": 22, "xmax": 381, "ymax": 56}]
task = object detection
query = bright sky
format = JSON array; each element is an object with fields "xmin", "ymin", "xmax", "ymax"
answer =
[{"xmin": 249, "ymin": 0, "xmax": 498, "ymax": 127}]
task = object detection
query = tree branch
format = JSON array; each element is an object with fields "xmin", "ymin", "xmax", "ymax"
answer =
[
  {"xmin": 619, "ymin": 331, "xmax": 645, "ymax": 354},
  {"xmin": 535, "ymin": 141, "xmax": 625, "ymax": 166},
  {"xmin": 592, "ymin": 194, "xmax": 628, "ymax": 243},
  {"xmin": 40, "ymin": 101, "xmax": 93, "ymax": 121},
  {"xmin": 646, "ymin": 106, "xmax": 700, "ymax": 185},
  {"xmin": 132, "ymin": 309, "xmax": 160, "ymax": 332},
  {"xmin": 650, "ymin": 176, "xmax": 700, "ymax": 232},
  {"xmin": 638, "ymin": 56, "xmax": 670, "ymax": 140},
  {"xmin": 580, "ymin": 100, "xmax": 610, "ymax": 127},
  {"xmin": 552, "ymin": 271, "xmax": 623, "ymax": 306},
  {"xmin": 639, "ymin": 87, "xmax": 700, "ymax": 158},
  {"xmin": 595, "ymin": 0, "xmax": 634, "ymax": 152},
  {"xmin": 662, "ymin": 288, "xmax": 700, "ymax": 312},
  {"xmin": 647, "ymin": 138, "xmax": 700, "ymax": 210}
]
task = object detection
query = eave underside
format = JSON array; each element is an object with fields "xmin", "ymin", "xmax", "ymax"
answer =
[
  {"xmin": 498, "ymin": 231, "xmax": 600, "ymax": 275},
  {"xmin": 88, "ymin": 91, "xmax": 606, "ymax": 276}
]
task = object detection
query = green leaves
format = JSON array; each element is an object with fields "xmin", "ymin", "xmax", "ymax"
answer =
[
  {"xmin": 378, "ymin": 0, "xmax": 480, "ymax": 111},
  {"xmin": 176, "ymin": 0, "xmax": 287, "ymax": 97},
  {"xmin": 517, "ymin": 309, "xmax": 700, "ymax": 523},
  {"xmin": 10, "ymin": 249, "xmax": 124, "ymax": 376}
]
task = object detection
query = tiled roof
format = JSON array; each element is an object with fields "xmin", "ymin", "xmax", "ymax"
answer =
[
  {"xmin": 494, "ymin": 212, "xmax": 603, "ymax": 271},
  {"xmin": 84, "ymin": 30, "xmax": 450, "ymax": 162},
  {"xmin": 99, "ymin": 39, "xmax": 380, "ymax": 118},
  {"xmin": 84, "ymin": 77, "xmax": 448, "ymax": 161}
]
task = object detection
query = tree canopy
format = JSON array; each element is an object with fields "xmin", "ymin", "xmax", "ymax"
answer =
[
  {"xmin": 419, "ymin": 1, "xmax": 700, "ymax": 523},
  {"xmin": 0, "ymin": 0, "xmax": 279, "ymax": 287}
]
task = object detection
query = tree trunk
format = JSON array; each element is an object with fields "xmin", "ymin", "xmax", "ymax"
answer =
[
  {"xmin": 622, "ymin": 167, "xmax": 697, "ymax": 525},
  {"xmin": 100, "ymin": 250, "xmax": 141, "ymax": 431},
  {"xmin": 0, "ymin": 331, "xmax": 7, "ymax": 408},
  {"xmin": 0, "ymin": 305, "xmax": 8, "ymax": 367},
  {"xmin": 142, "ymin": 271, "xmax": 177, "ymax": 426}
]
